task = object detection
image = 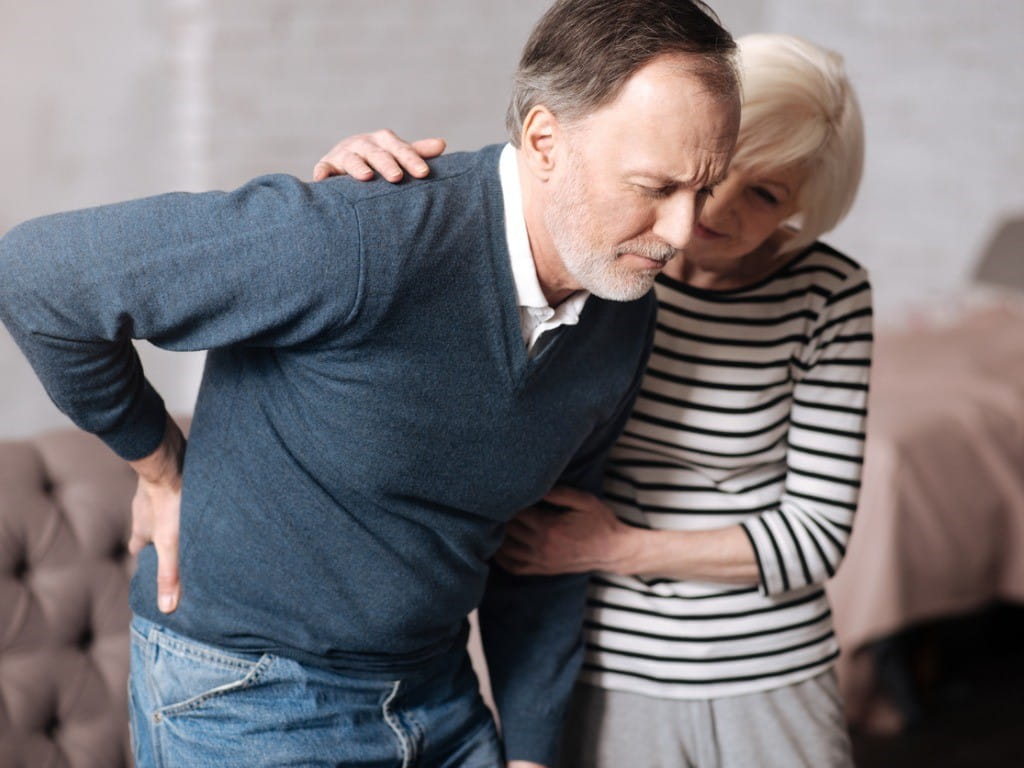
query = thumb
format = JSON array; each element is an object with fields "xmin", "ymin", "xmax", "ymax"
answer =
[
  {"xmin": 543, "ymin": 485, "xmax": 590, "ymax": 508},
  {"xmin": 410, "ymin": 137, "xmax": 447, "ymax": 159},
  {"xmin": 155, "ymin": 524, "xmax": 181, "ymax": 613}
]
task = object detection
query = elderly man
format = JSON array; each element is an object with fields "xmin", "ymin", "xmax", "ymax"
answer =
[{"xmin": 0, "ymin": 1, "xmax": 739, "ymax": 765}]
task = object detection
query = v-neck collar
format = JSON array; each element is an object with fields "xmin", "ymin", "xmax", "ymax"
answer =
[{"xmin": 494, "ymin": 143, "xmax": 590, "ymax": 379}]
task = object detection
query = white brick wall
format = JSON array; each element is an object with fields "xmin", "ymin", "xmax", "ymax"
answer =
[
  {"xmin": 735, "ymin": 0, "xmax": 1024, "ymax": 318},
  {"xmin": 1, "ymin": 0, "xmax": 1022, "ymax": 437}
]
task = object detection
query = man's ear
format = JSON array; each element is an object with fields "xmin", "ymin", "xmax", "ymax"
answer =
[{"xmin": 519, "ymin": 105, "xmax": 561, "ymax": 182}]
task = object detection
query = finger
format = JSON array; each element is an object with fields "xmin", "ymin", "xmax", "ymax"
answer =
[
  {"xmin": 410, "ymin": 137, "xmax": 447, "ymax": 160},
  {"xmin": 389, "ymin": 139, "xmax": 443, "ymax": 178},
  {"xmin": 128, "ymin": 494, "xmax": 152, "ymax": 556},
  {"xmin": 368, "ymin": 129, "xmax": 427, "ymax": 178},
  {"xmin": 499, "ymin": 528, "xmax": 532, "ymax": 548},
  {"xmin": 361, "ymin": 147, "xmax": 409, "ymax": 182},
  {"xmin": 314, "ymin": 152, "xmax": 377, "ymax": 182},
  {"xmin": 543, "ymin": 485, "xmax": 594, "ymax": 509},
  {"xmin": 391, "ymin": 146, "xmax": 431, "ymax": 178},
  {"xmin": 494, "ymin": 551, "xmax": 515, "ymax": 571},
  {"xmin": 341, "ymin": 150, "xmax": 379, "ymax": 180},
  {"xmin": 127, "ymin": 530, "xmax": 150, "ymax": 556},
  {"xmin": 371, "ymin": 130, "xmax": 443, "ymax": 179},
  {"xmin": 505, "ymin": 514, "xmax": 543, "ymax": 540},
  {"xmin": 513, "ymin": 506, "xmax": 563, "ymax": 534},
  {"xmin": 494, "ymin": 550, "xmax": 534, "ymax": 575},
  {"xmin": 155, "ymin": 524, "xmax": 181, "ymax": 614},
  {"xmin": 312, "ymin": 160, "xmax": 346, "ymax": 181},
  {"xmin": 313, "ymin": 134, "xmax": 366, "ymax": 180}
]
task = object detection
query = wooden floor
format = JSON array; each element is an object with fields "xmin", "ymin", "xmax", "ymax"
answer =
[{"xmin": 850, "ymin": 603, "xmax": 1024, "ymax": 768}]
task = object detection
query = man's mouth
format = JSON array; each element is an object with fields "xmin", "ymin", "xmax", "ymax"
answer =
[
  {"xmin": 616, "ymin": 241, "xmax": 677, "ymax": 270},
  {"xmin": 620, "ymin": 252, "xmax": 673, "ymax": 270}
]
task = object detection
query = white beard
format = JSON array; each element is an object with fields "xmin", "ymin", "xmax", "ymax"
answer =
[{"xmin": 544, "ymin": 152, "xmax": 676, "ymax": 302}]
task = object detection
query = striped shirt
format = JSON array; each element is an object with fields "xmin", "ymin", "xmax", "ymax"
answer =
[{"xmin": 579, "ymin": 243, "xmax": 873, "ymax": 699}]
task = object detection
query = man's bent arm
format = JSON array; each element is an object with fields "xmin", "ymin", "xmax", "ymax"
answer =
[{"xmin": 0, "ymin": 174, "xmax": 364, "ymax": 459}]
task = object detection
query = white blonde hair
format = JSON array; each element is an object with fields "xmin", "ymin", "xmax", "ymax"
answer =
[{"xmin": 732, "ymin": 34, "xmax": 865, "ymax": 253}]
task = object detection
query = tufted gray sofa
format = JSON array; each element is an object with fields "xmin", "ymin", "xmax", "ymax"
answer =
[
  {"xmin": 0, "ymin": 426, "xmax": 137, "ymax": 768},
  {"xmin": 0, "ymin": 423, "xmax": 496, "ymax": 767}
]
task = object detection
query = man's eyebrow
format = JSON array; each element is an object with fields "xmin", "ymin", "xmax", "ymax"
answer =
[{"xmin": 627, "ymin": 172, "xmax": 709, "ymax": 188}]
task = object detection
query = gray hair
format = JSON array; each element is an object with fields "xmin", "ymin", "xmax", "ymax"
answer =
[{"xmin": 506, "ymin": 0, "xmax": 739, "ymax": 146}]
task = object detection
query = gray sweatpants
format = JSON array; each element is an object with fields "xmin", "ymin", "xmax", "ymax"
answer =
[{"xmin": 559, "ymin": 671, "xmax": 854, "ymax": 768}]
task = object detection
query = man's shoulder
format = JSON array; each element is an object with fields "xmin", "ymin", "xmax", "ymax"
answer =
[{"xmin": 314, "ymin": 144, "xmax": 504, "ymax": 206}]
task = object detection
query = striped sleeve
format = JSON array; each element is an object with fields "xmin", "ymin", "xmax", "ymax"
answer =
[{"xmin": 741, "ymin": 266, "xmax": 873, "ymax": 596}]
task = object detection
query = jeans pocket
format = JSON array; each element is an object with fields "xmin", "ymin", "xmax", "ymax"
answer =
[{"xmin": 145, "ymin": 625, "xmax": 274, "ymax": 720}]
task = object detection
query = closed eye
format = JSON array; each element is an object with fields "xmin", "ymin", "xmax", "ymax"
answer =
[
  {"xmin": 638, "ymin": 184, "xmax": 675, "ymax": 199},
  {"xmin": 753, "ymin": 187, "xmax": 779, "ymax": 205}
]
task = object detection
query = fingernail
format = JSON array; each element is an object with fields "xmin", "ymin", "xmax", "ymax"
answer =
[
  {"xmin": 415, "ymin": 165, "xmax": 428, "ymax": 175},
  {"xmin": 159, "ymin": 594, "xmax": 176, "ymax": 612}
]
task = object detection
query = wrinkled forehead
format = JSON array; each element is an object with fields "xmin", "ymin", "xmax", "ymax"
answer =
[{"xmin": 570, "ymin": 54, "xmax": 739, "ymax": 182}]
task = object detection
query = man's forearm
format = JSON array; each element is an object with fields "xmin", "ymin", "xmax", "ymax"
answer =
[{"xmin": 478, "ymin": 566, "xmax": 589, "ymax": 766}]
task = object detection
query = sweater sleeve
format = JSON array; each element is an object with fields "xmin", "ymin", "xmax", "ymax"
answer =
[
  {"xmin": 741, "ymin": 268, "xmax": 873, "ymax": 596},
  {"xmin": 0, "ymin": 174, "xmax": 363, "ymax": 460},
  {"xmin": 478, "ymin": 300, "xmax": 656, "ymax": 765}
]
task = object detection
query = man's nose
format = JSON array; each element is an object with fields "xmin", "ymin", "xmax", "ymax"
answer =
[{"xmin": 651, "ymin": 193, "xmax": 699, "ymax": 251}]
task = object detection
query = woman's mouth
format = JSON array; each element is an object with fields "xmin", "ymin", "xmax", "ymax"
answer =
[{"xmin": 695, "ymin": 222, "xmax": 726, "ymax": 239}]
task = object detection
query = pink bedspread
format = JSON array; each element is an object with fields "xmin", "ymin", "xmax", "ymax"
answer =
[{"xmin": 827, "ymin": 305, "xmax": 1024, "ymax": 724}]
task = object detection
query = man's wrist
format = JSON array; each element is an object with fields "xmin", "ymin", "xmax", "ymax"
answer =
[{"xmin": 129, "ymin": 414, "xmax": 185, "ymax": 486}]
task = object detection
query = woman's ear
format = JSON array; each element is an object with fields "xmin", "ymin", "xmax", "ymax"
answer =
[{"xmin": 519, "ymin": 105, "xmax": 560, "ymax": 182}]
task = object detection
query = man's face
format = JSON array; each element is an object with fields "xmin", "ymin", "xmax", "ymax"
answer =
[{"xmin": 545, "ymin": 54, "xmax": 740, "ymax": 301}]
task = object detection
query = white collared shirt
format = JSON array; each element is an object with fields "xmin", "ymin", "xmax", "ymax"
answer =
[{"xmin": 498, "ymin": 143, "xmax": 590, "ymax": 355}]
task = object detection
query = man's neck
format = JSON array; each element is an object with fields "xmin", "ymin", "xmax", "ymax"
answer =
[{"xmin": 516, "ymin": 151, "xmax": 580, "ymax": 307}]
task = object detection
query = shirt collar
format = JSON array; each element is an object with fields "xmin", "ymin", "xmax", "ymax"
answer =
[{"xmin": 498, "ymin": 143, "xmax": 590, "ymax": 316}]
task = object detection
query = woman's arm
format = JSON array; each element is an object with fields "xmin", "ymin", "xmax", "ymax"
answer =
[
  {"xmin": 496, "ymin": 486, "xmax": 760, "ymax": 584},
  {"xmin": 498, "ymin": 271, "xmax": 874, "ymax": 595},
  {"xmin": 317, "ymin": 134, "xmax": 873, "ymax": 596}
]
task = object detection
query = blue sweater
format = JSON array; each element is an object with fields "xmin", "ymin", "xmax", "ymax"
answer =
[{"xmin": 0, "ymin": 144, "xmax": 656, "ymax": 763}]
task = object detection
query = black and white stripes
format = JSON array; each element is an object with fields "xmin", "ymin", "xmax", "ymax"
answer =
[{"xmin": 580, "ymin": 244, "xmax": 872, "ymax": 699}]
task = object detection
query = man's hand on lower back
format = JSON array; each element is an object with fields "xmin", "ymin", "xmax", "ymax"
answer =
[{"xmin": 127, "ymin": 414, "xmax": 187, "ymax": 613}]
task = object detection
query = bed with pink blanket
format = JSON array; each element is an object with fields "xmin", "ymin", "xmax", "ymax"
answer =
[{"xmin": 827, "ymin": 265, "xmax": 1024, "ymax": 729}]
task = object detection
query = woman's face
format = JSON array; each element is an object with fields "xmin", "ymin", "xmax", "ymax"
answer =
[{"xmin": 685, "ymin": 161, "xmax": 807, "ymax": 265}]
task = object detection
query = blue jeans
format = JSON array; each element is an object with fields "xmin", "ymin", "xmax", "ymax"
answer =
[{"xmin": 129, "ymin": 615, "xmax": 503, "ymax": 767}]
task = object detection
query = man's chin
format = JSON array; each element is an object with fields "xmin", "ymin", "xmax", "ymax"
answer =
[{"xmin": 585, "ymin": 272, "xmax": 657, "ymax": 302}]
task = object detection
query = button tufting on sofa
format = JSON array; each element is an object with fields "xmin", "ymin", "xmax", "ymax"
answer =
[
  {"xmin": 0, "ymin": 427, "xmax": 141, "ymax": 767},
  {"xmin": 0, "ymin": 418, "xmax": 499, "ymax": 766},
  {"xmin": 76, "ymin": 628, "xmax": 94, "ymax": 652}
]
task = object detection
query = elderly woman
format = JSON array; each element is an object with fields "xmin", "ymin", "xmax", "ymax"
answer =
[{"xmin": 315, "ymin": 33, "xmax": 869, "ymax": 768}]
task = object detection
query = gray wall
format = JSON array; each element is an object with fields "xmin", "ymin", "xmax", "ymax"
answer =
[{"xmin": 1, "ymin": 0, "xmax": 1021, "ymax": 438}]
